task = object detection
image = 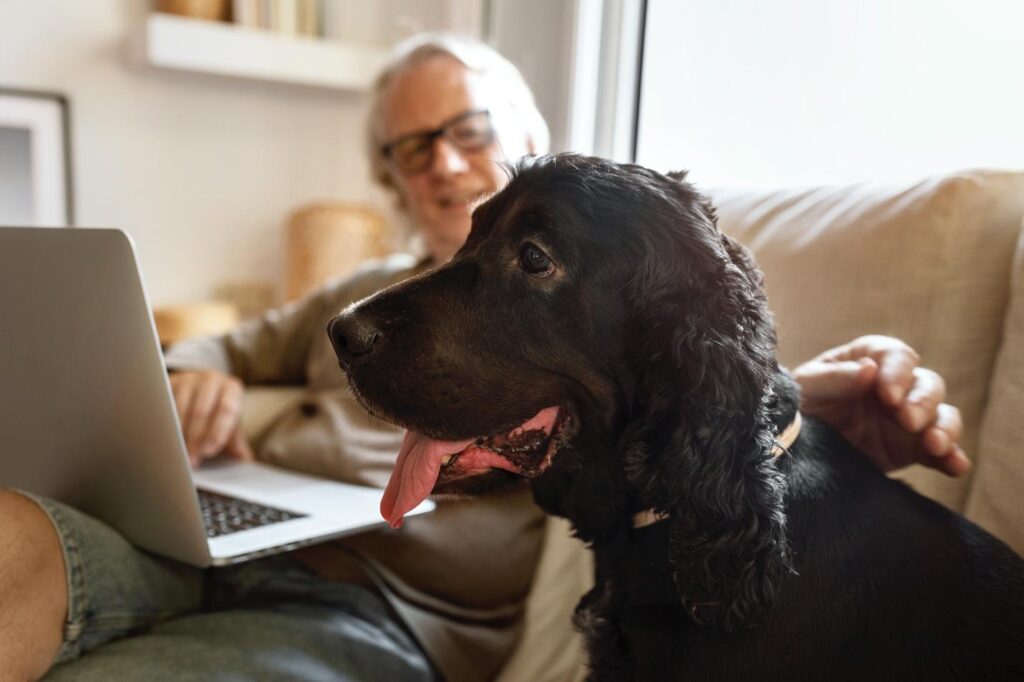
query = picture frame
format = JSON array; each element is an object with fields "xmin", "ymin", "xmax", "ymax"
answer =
[{"xmin": 0, "ymin": 88, "xmax": 74, "ymax": 226}]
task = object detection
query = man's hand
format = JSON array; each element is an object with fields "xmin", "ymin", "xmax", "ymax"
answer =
[
  {"xmin": 169, "ymin": 369, "xmax": 253, "ymax": 468},
  {"xmin": 791, "ymin": 335, "xmax": 970, "ymax": 477}
]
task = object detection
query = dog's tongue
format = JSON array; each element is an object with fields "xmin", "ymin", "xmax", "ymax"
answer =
[
  {"xmin": 380, "ymin": 407, "xmax": 561, "ymax": 528},
  {"xmin": 380, "ymin": 431, "xmax": 473, "ymax": 529}
]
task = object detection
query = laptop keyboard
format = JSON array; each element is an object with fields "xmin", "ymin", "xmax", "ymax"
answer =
[{"xmin": 197, "ymin": 489, "xmax": 308, "ymax": 538}]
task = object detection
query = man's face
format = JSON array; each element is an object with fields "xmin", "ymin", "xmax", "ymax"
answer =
[{"xmin": 380, "ymin": 56, "xmax": 531, "ymax": 263}]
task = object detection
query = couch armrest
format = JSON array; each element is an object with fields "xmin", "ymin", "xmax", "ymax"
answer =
[{"xmin": 713, "ymin": 170, "xmax": 1024, "ymax": 514}]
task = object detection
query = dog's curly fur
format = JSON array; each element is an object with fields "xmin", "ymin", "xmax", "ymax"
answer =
[
  {"xmin": 331, "ymin": 154, "xmax": 1024, "ymax": 681},
  {"xmin": 493, "ymin": 158, "xmax": 793, "ymax": 632}
]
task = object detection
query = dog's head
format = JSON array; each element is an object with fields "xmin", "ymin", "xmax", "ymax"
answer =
[{"xmin": 330, "ymin": 154, "xmax": 790, "ymax": 629}]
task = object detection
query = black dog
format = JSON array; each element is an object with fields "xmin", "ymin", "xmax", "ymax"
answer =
[{"xmin": 329, "ymin": 154, "xmax": 1024, "ymax": 681}]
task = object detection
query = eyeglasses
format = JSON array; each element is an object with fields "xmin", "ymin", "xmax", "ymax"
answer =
[{"xmin": 381, "ymin": 109, "xmax": 495, "ymax": 175}]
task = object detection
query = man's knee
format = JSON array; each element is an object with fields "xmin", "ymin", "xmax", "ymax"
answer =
[
  {"xmin": 0, "ymin": 489, "xmax": 68, "ymax": 681},
  {"xmin": 0, "ymin": 489, "xmax": 66, "ymax": 568}
]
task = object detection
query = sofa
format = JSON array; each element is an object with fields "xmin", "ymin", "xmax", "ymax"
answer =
[{"xmin": 241, "ymin": 169, "xmax": 1024, "ymax": 681}]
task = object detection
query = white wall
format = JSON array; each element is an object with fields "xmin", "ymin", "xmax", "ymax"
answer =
[
  {"xmin": 0, "ymin": 128, "xmax": 33, "ymax": 224},
  {"xmin": 488, "ymin": 0, "xmax": 577, "ymax": 153},
  {"xmin": 0, "ymin": 0, "xmax": 395, "ymax": 306},
  {"xmin": 636, "ymin": 0, "xmax": 1024, "ymax": 188}
]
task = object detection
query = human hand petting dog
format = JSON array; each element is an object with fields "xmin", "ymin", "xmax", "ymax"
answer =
[
  {"xmin": 169, "ymin": 369, "xmax": 253, "ymax": 468},
  {"xmin": 792, "ymin": 335, "xmax": 970, "ymax": 477}
]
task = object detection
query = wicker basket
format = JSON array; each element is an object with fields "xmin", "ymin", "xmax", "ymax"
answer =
[
  {"xmin": 285, "ymin": 203, "xmax": 390, "ymax": 301},
  {"xmin": 153, "ymin": 301, "xmax": 240, "ymax": 347}
]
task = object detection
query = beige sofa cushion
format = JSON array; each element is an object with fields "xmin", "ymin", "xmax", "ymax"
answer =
[
  {"xmin": 967, "ymin": 221, "xmax": 1024, "ymax": 553},
  {"xmin": 710, "ymin": 170, "xmax": 1024, "ymax": 520}
]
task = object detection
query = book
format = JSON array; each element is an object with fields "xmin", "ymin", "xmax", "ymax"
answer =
[
  {"xmin": 274, "ymin": 0, "xmax": 298, "ymax": 35},
  {"xmin": 296, "ymin": 0, "xmax": 321, "ymax": 36},
  {"xmin": 232, "ymin": 0, "xmax": 260, "ymax": 27}
]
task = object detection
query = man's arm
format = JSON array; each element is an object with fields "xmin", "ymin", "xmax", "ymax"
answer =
[
  {"xmin": 164, "ymin": 292, "xmax": 335, "ymax": 383},
  {"xmin": 164, "ymin": 288, "xmax": 338, "ymax": 467},
  {"xmin": 792, "ymin": 335, "xmax": 969, "ymax": 477}
]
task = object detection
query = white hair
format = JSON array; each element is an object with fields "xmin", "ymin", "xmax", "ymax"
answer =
[{"xmin": 367, "ymin": 32, "xmax": 551, "ymax": 190}]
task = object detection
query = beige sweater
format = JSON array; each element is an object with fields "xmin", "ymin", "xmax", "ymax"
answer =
[{"xmin": 165, "ymin": 254, "xmax": 546, "ymax": 682}]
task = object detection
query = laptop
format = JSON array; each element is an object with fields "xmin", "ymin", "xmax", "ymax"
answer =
[{"xmin": 0, "ymin": 226, "xmax": 433, "ymax": 566}]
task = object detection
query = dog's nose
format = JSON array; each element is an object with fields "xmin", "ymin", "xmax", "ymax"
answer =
[{"xmin": 328, "ymin": 313, "xmax": 382, "ymax": 365}]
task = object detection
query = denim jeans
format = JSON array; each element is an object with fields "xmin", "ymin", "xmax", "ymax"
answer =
[{"xmin": 22, "ymin": 493, "xmax": 436, "ymax": 681}]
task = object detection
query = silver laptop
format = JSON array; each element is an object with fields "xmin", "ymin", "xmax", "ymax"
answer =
[{"xmin": 0, "ymin": 226, "xmax": 433, "ymax": 566}]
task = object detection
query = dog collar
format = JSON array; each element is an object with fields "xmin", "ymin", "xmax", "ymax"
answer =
[{"xmin": 632, "ymin": 412, "xmax": 803, "ymax": 529}]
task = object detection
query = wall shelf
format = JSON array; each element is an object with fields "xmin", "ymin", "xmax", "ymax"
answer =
[{"xmin": 137, "ymin": 13, "xmax": 388, "ymax": 91}]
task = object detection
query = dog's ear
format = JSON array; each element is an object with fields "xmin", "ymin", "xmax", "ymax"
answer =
[{"xmin": 623, "ymin": 172, "xmax": 790, "ymax": 632}]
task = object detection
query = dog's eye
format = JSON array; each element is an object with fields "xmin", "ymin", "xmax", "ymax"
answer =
[{"xmin": 519, "ymin": 243, "xmax": 555, "ymax": 277}]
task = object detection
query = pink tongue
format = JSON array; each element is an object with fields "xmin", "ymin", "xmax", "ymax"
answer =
[
  {"xmin": 380, "ymin": 407, "xmax": 561, "ymax": 528},
  {"xmin": 380, "ymin": 431, "xmax": 473, "ymax": 529}
]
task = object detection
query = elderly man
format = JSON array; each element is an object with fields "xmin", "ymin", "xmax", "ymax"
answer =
[{"xmin": 1, "ymin": 34, "xmax": 966, "ymax": 681}]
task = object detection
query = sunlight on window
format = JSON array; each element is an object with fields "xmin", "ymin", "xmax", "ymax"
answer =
[{"xmin": 637, "ymin": 0, "xmax": 1024, "ymax": 187}]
